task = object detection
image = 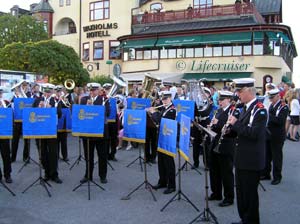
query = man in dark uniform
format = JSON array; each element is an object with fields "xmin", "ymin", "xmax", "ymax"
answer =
[
  {"xmin": 150, "ymin": 91, "xmax": 177, "ymax": 194},
  {"xmin": 0, "ymin": 88, "xmax": 12, "ymax": 183},
  {"xmin": 261, "ymin": 88, "xmax": 289, "ymax": 185},
  {"xmin": 11, "ymin": 80, "xmax": 32, "ymax": 162},
  {"xmin": 228, "ymin": 78, "xmax": 267, "ymax": 224},
  {"xmin": 209, "ymin": 90, "xmax": 239, "ymax": 207},
  {"xmin": 80, "ymin": 83, "xmax": 110, "ymax": 184},
  {"xmin": 33, "ymin": 83, "xmax": 63, "ymax": 184}
]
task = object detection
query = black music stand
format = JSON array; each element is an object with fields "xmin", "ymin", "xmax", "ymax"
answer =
[
  {"xmin": 22, "ymin": 139, "xmax": 52, "ymax": 197},
  {"xmin": 189, "ymin": 123, "xmax": 218, "ymax": 224},
  {"xmin": 70, "ymin": 137, "xmax": 85, "ymax": 170},
  {"xmin": 126, "ymin": 145, "xmax": 151, "ymax": 172},
  {"xmin": 121, "ymin": 143, "xmax": 156, "ymax": 201},
  {"xmin": 161, "ymin": 149, "xmax": 199, "ymax": 212},
  {"xmin": 72, "ymin": 138, "xmax": 105, "ymax": 200},
  {"xmin": 18, "ymin": 140, "xmax": 40, "ymax": 173},
  {"xmin": 176, "ymin": 159, "xmax": 202, "ymax": 176}
]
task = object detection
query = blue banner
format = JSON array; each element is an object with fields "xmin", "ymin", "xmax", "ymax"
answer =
[
  {"xmin": 58, "ymin": 108, "xmax": 72, "ymax": 132},
  {"xmin": 157, "ymin": 118, "xmax": 178, "ymax": 157},
  {"xmin": 72, "ymin": 105, "xmax": 105, "ymax": 137},
  {"xmin": 127, "ymin": 98, "xmax": 151, "ymax": 110},
  {"xmin": 23, "ymin": 108, "xmax": 57, "ymax": 139},
  {"xmin": 123, "ymin": 109, "xmax": 146, "ymax": 143},
  {"xmin": 173, "ymin": 100, "xmax": 195, "ymax": 122},
  {"xmin": 14, "ymin": 98, "xmax": 34, "ymax": 122},
  {"xmin": 107, "ymin": 98, "xmax": 117, "ymax": 122},
  {"xmin": 179, "ymin": 114, "xmax": 191, "ymax": 161},
  {"xmin": 0, "ymin": 108, "xmax": 13, "ymax": 139}
]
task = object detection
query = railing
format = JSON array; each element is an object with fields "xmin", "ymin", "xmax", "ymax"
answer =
[{"xmin": 132, "ymin": 3, "xmax": 265, "ymax": 25}]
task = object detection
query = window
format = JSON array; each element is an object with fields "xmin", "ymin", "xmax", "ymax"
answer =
[
  {"xmin": 223, "ymin": 46, "xmax": 232, "ymax": 56},
  {"xmin": 136, "ymin": 50, "xmax": 143, "ymax": 60},
  {"xmin": 186, "ymin": 48, "xmax": 194, "ymax": 58},
  {"xmin": 150, "ymin": 3, "xmax": 162, "ymax": 12},
  {"xmin": 152, "ymin": 50, "xmax": 159, "ymax": 59},
  {"xmin": 213, "ymin": 46, "xmax": 222, "ymax": 57},
  {"xmin": 253, "ymin": 43, "xmax": 263, "ymax": 55},
  {"xmin": 144, "ymin": 50, "xmax": 151, "ymax": 60},
  {"xmin": 93, "ymin": 41, "xmax": 104, "ymax": 60},
  {"xmin": 177, "ymin": 49, "xmax": 185, "ymax": 58},
  {"xmin": 160, "ymin": 49, "xmax": 167, "ymax": 59},
  {"xmin": 43, "ymin": 20, "xmax": 48, "ymax": 32},
  {"xmin": 82, "ymin": 43, "xmax": 90, "ymax": 61},
  {"xmin": 90, "ymin": 0, "xmax": 110, "ymax": 21},
  {"xmin": 233, "ymin": 45, "xmax": 242, "ymax": 56},
  {"xmin": 59, "ymin": 0, "xmax": 64, "ymax": 7},
  {"xmin": 204, "ymin": 46, "xmax": 212, "ymax": 57},
  {"xmin": 194, "ymin": 0, "xmax": 213, "ymax": 8},
  {"xmin": 66, "ymin": 0, "xmax": 71, "ymax": 6},
  {"xmin": 243, "ymin": 45, "xmax": 252, "ymax": 55},
  {"xmin": 195, "ymin": 47, "xmax": 203, "ymax": 57},
  {"xmin": 168, "ymin": 49, "xmax": 176, "ymax": 58},
  {"xmin": 69, "ymin": 22, "xmax": 76, "ymax": 33},
  {"xmin": 109, "ymin": 41, "xmax": 121, "ymax": 59}
]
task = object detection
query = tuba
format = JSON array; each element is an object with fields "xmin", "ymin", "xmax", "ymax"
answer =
[
  {"xmin": 107, "ymin": 76, "xmax": 126, "ymax": 98},
  {"xmin": 141, "ymin": 73, "xmax": 160, "ymax": 99},
  {"xmin": 64, "ymin": 79, "xmax": 75, "ymax": 91},
  {"xmin": 11, "ymin": 80, "xmax": 28, "ymax": 98},
  {"xmin": 183, "ymin": 79, "xmax": 210, "ymax": 112}
]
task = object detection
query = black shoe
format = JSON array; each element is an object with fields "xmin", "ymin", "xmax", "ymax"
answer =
[
  {"xmin": 52, "ymin": 177, "xmax": 63, "ymax": 184},
  {"xmin": 100, "ymin": 178, "xmax": 108, "ymax": 184},
  {"xmin": 208, "ymin": 194, "xmax": 222, "ymax": 201},
  {"xmin": 112, "ymin": 157, "xmax": 118, "ymax": 162},
  {"xmin": 163, "ymin": 188, "xmax": 176, "ymax": 194},
  {"xmin": 43, "ymin": 175, "xmax": 50, "ymax": 181},
  {"xmin": 271, "ymin": 179, "xmax": 281, "ymax": 185},
  {"xmin": 5, "ymin": 177, "xmax": 13, "ymax": 184},
  {"xmin": 219, "ymin": 199, "xmax": 233, "ymax": 207},
  {"xmin": 23, "ymin": 157, "xmax": 29, "ymax": 163},
  {"xmin": 260, "ymin": 175, "xmax": 271, "ymax": 180},
  {"xmin": 152, "ymin": 184, "xmax": 167, "ymax": 190},
  {"xmin": 11, "ymin": 158, "xmax": 16, "ymax": 163},
  {"xmin": 231, "ymin": 221, "xmax": 243, "ymax": 224},
  {"xmin": 80, "ymin": 177, "xmax": 90, "ymax": 184}
]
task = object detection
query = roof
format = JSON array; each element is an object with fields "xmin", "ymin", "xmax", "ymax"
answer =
[
  {"xmin": 255, "ymin": 0, "xmax": 282, "ymax": 15},
  {"xmin": 32, "ymin": 0, "xmax": 54, "ymax": 13},
  {"xmin": 133, "ymin": 17, "xmax": 258, "ymax": 35}
]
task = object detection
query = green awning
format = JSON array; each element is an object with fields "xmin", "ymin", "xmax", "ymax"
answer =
[
  {"xmin": 254, "ymin": 31, "xmax": 291, "ymax": 43},
  {"xmin": 156, "ymin": 32, "xmax": 252, "ymax": 47},
  {"xmin": 253, "ymin": 32, "xmax": 264, "ymax": 41},
  {"xmin": 183, "ymin": 72, "xmax": 252, "ymax": 81},
  {"xmin": 123, "ymin": 38, "xmax": 157, "ymax": 49}
]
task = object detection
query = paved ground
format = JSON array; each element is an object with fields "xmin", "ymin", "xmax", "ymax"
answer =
[{"xmin": 1, "ymin": 136, "xmax": 300, "ymax": 224}]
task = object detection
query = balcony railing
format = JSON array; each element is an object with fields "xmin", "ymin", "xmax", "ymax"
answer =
[{"xmin": 132, "ymin": 3, "xmax": 265, "ymax": 25}]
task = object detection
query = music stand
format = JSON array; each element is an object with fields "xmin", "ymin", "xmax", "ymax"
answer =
[
  {"xmin": 70, "ymin": 137, "xmax": 85, "ymax": 170},
  {"xmin": 18, "ymin": 140, "xmax": 40, "ymax": 173},
  {"xmin": 161, "ymin": 148, "xmax": 199, "ymax": 212},
  {"xmin": 121, "ymin": 143, "xmax": 156, "ymax": 201},
  {"xmin": 126, "ymin": 145, "xmax": 151, "ymax": 172},
  {"xmin": 72, "ymin": 138, "xmax": 105, "ymax": 200},
  {"xmin": 22, "ymin": 139, "xmax": 52, "ymax": 197},
  {"xmin": 189, "ymin": 123, "xmax": 218, "ymax": 224}
]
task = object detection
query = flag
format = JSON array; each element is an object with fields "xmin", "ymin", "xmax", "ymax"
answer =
[
  {"xmin": 157, "ymin": 118, "xmax": 178, "ymax": 157},
  {"xmin": 123, "ymin": 109, "xmax": 146, "ymax": 143},
  {"xmin": 179, "ymin": 114, "xmax": 191, "ymax": 161}
]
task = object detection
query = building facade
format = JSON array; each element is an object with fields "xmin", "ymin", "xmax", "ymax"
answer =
[{"xmin": 43, "ymin": 0, "xmax": 297, "ymax": 89}]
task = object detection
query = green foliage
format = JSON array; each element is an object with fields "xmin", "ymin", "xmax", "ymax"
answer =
[
  {"xmin": 0, "ymin": 40, "xmax": 90, "ymax": 86},
  {"xmin": 90, "ymin": 75, "xmax": 113, "ymax": 85},
  {"xmin": 0, "ymin": 14, "xmax": 48, "ymax": 48}
]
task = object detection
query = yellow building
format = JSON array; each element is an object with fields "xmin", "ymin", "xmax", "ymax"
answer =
[{"xmin": 48, "ymin": 0, "xmax": 296, "ymax": 91}]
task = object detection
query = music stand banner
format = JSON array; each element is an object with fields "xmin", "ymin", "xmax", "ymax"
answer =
[
  {"xmin": 179, "ymin": 114, "xmax": 191, "ymax": 161},
  {"xmin": 0, "ymin": 108, "xmax": 13, "ymax": 139},
  {"xmin": 123, "ymin": 109, "xmax": 146, "ymax": 143},
  {"xmin": 58, "ymin": 108, "xmax": 72, "ymax": 132},
  {"xmin": 14, "ymin": 98, "xmax": 34, "ymax": 122},
  {"xmin": 157, "ymin": 118, "xmax": 178, "ymax": 158},
  {"xmin": 23, "ymin": 108, "xmax": 57, "ymax": 139},
  {"xmin": 107, "ymin": 98, "xmax": 117, "ymax": 122},
  {"xmin": 72, "ymin": 105, "xmax": 105, "ymax": 137},
  {"xmin": 127, "ymin": 98, "xmax": 151, "ymax": 110},
  {"xmin": 173, "ymin": 99, "xmax": 195, "ymax": 122}
]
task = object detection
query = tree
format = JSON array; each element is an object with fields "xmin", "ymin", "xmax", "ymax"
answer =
[
  {"xmin": 0, "ymin": 14, "xmax": 48, "ymax": 48},
  {"xmin": 0, "ymin": 40, "xmax": 90, "ymax": 86}
]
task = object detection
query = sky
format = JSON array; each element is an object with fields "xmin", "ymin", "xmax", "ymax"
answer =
[{"xmin": 0, "ymin": 0, "xmax": 299, "ymax": 87}]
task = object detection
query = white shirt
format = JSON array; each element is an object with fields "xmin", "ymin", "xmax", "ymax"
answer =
[
  {"xmin": 290, "ymin": 99, "xmax": 300, "ymax": 116},
  {"xmin": 245, "ymin": 98, "xmax": 257, "ymax": 111}
]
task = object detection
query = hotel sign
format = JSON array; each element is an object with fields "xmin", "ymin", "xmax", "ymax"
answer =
[
  {"xmin": 83, "ymin": 23, "xmax": 118, "ymax": 38},
  {"xmin": 176, "ymin": 60, "xmax": 251, "ymax": 73}
]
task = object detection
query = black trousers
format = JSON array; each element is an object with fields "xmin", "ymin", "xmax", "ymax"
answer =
[
  {"xmin": 235, "ymin": 169, "xmax": 260, "ymax": 224},
  {"xmin": 57, "ymin": 132, "xmax": 68, "ymax": 159},
  {"xmin": 0, "ymin": 139, "xmax": 12, "ymax": 179},
  {"xmin": 107, "ymin": 122, "xmax": 117, "ymax": 159},
  {"xmin": 209, "ymin": 151, "xmax": 234, "ymax": 200},
  {"xmin": 82, "ymin": 138, "xmax": 107, "ymax": 180},
  {"xmin": 263, "ymin": 139, "xmax": 284, "ymax": 181},
  {"xmin": 145, "ymin": 127, "xmax": 158, "ymax": 161},
  {"xmin": 38, "ymin": 139, "xmax": 59, "ymax": 179},
  {"xmin": 11, "ymin": 122, "xmax": 30, "ymax": 161},
  {"xmin": 157, "ymin": 152, "xmax": 175, "ymax": 189}
]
